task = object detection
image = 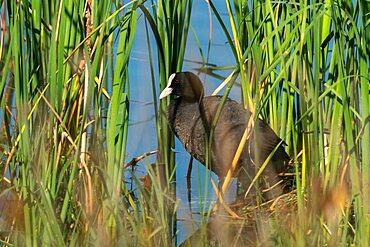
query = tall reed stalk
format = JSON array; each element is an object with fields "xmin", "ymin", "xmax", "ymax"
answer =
[{"xmin": 140, "ymin": 0, "xmax": 192, "ymax": 245}]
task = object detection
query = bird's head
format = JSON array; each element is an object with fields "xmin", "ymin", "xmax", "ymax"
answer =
[{"xmin": 159, "ymin": 72, "xmax": 204, "ymax": 102}]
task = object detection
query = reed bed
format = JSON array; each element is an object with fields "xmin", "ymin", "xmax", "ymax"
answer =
[{"xmin": 0, "ymin": 0, "xmax": 369, "ymax": 246}]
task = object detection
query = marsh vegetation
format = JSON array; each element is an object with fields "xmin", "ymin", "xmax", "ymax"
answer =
[{"xmin": 0, "ymin": 0, "xmax": 369, "ymax": 246}]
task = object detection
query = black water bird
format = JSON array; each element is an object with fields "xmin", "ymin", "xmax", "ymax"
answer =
[{"xmin": 159, "ymin": 72, "xmax": 289, "ymax": 194}]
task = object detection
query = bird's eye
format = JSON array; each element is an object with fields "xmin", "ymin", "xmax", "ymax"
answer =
[{"xmin": 174, "ymin": 79, "xmax": 180, "ymax": 84}]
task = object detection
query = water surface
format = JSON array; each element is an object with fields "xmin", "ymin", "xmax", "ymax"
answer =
[{"xmin": 127, "ymin": 1, "xmax": 242, "ymax": 244}]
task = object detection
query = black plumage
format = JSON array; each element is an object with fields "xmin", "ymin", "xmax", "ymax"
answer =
[{"xmin": 160, "ymin": 72, "xmax": 289, "ymax": 191}]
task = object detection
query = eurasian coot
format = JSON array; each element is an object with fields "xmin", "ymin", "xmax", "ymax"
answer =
[{"xmin": 159, "ymin": 72, "xmax": 289, "ymax": 193}]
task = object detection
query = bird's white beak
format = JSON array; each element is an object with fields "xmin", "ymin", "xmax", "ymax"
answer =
[
  {"xmin": 159, "ymin": 87, "xmax": 173, "ymax": 99},
  {"xmin": 159, "ymin": 73, "xmax": 176, "ymax": 99}
]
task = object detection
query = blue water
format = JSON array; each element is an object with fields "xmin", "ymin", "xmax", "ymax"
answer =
[{"xmin": 127, "ymin": 1, "xmax": 242, "ymax": 244}]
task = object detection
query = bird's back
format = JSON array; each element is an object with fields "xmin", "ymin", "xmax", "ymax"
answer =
[{"xmin": 167, "ymin": 95, "xmax": 289, "ymax": 178}]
